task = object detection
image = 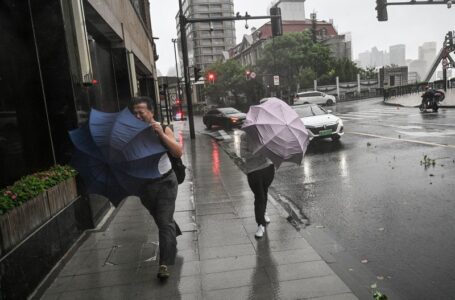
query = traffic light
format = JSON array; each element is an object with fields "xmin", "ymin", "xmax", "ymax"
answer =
[
  {"xmin": 376, "ymin": 0, "xmax": 388, "ymax": 21},
  {"xmin": 446, "ymin": 31, "xmax": 454, "ymax": 47},
  {"xmin": 270, "ymin": 7, "xmax": 283, "ymax": 37},
  {"xmin": 194, "ymin": 66, "xmax": 202, "ymax": 80},
  {"xmin": 245, "ymin": 69, "xmax": 251, "ymax": 80},
  {"xmin": 207, "ymin": 72, "xmax": 215, "ymax": 84}
]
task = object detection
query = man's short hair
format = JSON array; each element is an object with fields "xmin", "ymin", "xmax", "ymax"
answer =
[{"xmin": 130, "ymin": 96, "xmax": 154, "ymax": 111}]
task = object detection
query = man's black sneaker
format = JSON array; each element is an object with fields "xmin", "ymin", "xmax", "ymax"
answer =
[{"xmin": 157, "ymin": 265, "xmax": 170, "ymax": 280}]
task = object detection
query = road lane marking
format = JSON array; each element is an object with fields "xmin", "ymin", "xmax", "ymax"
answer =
[
  {"xmin": 348, "ymin": 131, "xmax": 455, "ymax": 149},
  {"xmin": 339, "ymin": 116, "xmax": 364, "ymax": 120}
]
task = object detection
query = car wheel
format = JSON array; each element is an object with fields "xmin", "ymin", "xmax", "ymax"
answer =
[
  {"xmin": 303, "ymin": 102, "xmax": 309, "ymax": 104},
  {"xmin": 331, "ymin": 135, "xmax": 341, "ymax": 141},
  {"xmin": 326, "ymin": 99, "xmax": 334, "ymax": 106}
]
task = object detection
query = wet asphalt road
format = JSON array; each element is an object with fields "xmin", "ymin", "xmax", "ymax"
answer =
[{"xmin": 194, "ymin": 98, "xmax": 455, "ymax": 300}]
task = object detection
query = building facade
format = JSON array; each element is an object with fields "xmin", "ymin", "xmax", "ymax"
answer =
[
  {"xmin": 227, "ymin": 19, "xmax": 351, "ymax": 67},
  {"xmin": 0, "ymin": 0, "xmax": 160, "ymax": 189},
  {"xmin": 380, "ymin": 66, "xmax": 408, "ymax": 88},
  {"xmin": 389, "ymin": 44, "xmax": 406, "ymax": 67},
  {"xmin": 176, "ymin": 0, "xmax": 236, "ymax": 71}
]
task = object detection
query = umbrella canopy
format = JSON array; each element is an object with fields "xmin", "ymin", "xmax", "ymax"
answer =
[
  {"xmin": 69, "ymin": 108, "xmax": 168, "ymax": 205},
  {"xmin": 242, "ymin": 98, "xmax": 310, "ymax": 167}
]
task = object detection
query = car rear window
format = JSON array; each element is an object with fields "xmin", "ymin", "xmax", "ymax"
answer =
[
  {"xmin": 218, "ymin": 108, "xmax": 240, "ymax": 115},
  {"xmin": 299, "ymin": 105, "xmax": 327, "ymax": 117}
]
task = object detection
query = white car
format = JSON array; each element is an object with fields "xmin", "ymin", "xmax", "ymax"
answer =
[
  {"xmin": 298, "ymin": 104, "xmax": 344, "ymax": 141},
  {"xmin": 294, "ymin": 91, "xmax": 336, "ymax": 106}
]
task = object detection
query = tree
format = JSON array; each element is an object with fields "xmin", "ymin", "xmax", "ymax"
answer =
[
  {"xmin": 257, "ymin": 31, "xmax": 333, "ymax": 97},
  {"xmin": 204, "ymin": 60, "xmax": 264, "ymax": 110}
]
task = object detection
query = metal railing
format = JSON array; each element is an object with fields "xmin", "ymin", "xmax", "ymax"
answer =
[{"xmin": 383, "ymin": 79, "xmax": 455, "ymax": 101}]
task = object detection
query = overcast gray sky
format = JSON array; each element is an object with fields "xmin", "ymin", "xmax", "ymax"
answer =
[{"xmin": 149, "ymin": 0, "xmax": 454, "ymax": 75}]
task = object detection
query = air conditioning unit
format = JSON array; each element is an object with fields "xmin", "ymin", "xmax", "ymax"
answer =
[{"xmin": 70, "ymin": 0, "xmax": 93, "ymax": 85}]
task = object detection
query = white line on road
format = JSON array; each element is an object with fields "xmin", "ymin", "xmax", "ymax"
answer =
[
  {"xmin": 348, "ymin": 131, "xmax": 455, "ymax": 149},
  {"xmin": 339, "ymin": 116, "xmax": 364, "ymax": 120}
]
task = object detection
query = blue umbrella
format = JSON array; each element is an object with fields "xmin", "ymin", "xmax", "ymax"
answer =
[{"xmin": 69, "ymin": 108, "xmax": 168, "ymax": 205}]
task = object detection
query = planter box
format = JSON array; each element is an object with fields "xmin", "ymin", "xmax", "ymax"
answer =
[
  {"xmin": 46, "ymin": 178, "xmax": 77, "ymax": 215},
  {"xmin": 0, "ymin": 193, "xmax": 51, "ymax": 254},
  {"xmin": 0, "ymin": 177, "xmax": 78, "ymax": 255}
]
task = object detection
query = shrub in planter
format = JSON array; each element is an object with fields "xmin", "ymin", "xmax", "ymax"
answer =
[{"xmin": 0, "ymin": 165, "xmax": 77, "ymax": 255}]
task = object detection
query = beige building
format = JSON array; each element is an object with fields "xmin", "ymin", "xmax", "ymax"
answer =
[{"xmin": 176, "ymin": 0, "xmax": 236, "ymax": 70}]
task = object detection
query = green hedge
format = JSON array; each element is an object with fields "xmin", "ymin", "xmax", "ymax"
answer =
[{"xmin": 0, "ymin": 165, "xmax": 77, "ymax": 215}]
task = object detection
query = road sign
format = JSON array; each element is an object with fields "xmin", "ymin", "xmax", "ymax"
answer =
[
  {"xmin": 273, "ymin": 75, "xmax": 280, "ymax": 86},
  {"xmin": 250, "ymin": 72, "xmax": 256, "ymax": 79}
]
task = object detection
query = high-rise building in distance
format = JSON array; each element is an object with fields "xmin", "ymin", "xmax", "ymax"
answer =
[
  {"xmin": 176, "ymin": 0, "xmax": 236, "ymax": 71},
  {"xmin": 389, "ymin": 44, "xmax": 406, "ymax": 66}
]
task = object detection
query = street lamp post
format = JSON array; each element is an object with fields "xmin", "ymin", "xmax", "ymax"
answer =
[
  {"xmin": 178, "ymin": 0, "xmax": 196, "ymax": 139},
  {"xmin": 171, "ymin": 38, "xmax": 183, "ymax": 106}
]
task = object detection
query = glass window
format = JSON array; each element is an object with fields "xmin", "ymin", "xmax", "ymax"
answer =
[
  {"xmin": 298, "ymin": 105, "xmax": 327, "ymax": 117},
  {"xmin": 219, "ymin": 108, "xmax": 240, "ymax": 115}
]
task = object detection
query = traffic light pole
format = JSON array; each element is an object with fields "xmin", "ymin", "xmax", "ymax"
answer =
[
  {"xmin": 178, "ymin": 0, "xmax": 196, "ymax": 139},
  {"xmin": 385, "ymin": 0, "xmax": 451, "ymax": 5},
  {"xmin": 178, "ymin": 0, "xmax": 281, "ymax": 139},
  {"xmin": 376, "ymin": 0, "xmax": 452, "ymax": 21}
]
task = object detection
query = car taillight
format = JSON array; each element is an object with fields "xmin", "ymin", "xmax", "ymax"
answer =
[{"xmin": 230, "ymin": 117, "xmax": 239, "ymax": 122}]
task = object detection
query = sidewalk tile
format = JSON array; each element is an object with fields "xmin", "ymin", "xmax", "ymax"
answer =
[
  {"xmin": 199, "ymin": 243, "xmax": 256, "ymax": 261},
  {"xmin": 272, "ymin": 275, "xmax": 352, "ymax": 299},
  {"xmin": 308, "ymin": 293, "xmax": 359, "ymax": 300},
  {"xmin": 265, "ymin": 260, "xmax": 334, "ymax": 282},
  {"xmin": 201, "ymin": 267, "xmax": 270, "ymax": 291},
  {"xmin": 200, "ymin": 255, "xmax": 262, "ymax": 274},
  {"xmin": 202, "ymin": 284, "xmax": 276, "ymax": 300}
]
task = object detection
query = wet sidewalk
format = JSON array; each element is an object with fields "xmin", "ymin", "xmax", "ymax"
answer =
[
  {"xmin": 38, "ymin": 122, "xmax": 357, "ymax": 300},
  {"xmin": 385, "ymin": 87, "xmax": 455, "ymax": 107}
]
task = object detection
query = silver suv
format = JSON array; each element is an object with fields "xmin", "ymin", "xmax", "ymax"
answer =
[{"xmin": 294, "ymin": 91, "xmax": 336, "ymax": 106}]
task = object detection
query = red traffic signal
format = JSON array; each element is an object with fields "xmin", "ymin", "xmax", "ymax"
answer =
[{"xmin": 207, "ymin": 72, "xmax": 216, "ymax": 83}]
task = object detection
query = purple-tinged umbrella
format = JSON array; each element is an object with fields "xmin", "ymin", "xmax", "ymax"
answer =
[
  {"xmin": 242, "ymin": 98, "xmax": 310, "ymax": 167},
  {"xmin": 69, "ymin": 108, "xmax": 168, "ymax": 206}
]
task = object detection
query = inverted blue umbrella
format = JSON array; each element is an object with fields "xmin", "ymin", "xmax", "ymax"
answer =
[{"xmin": 69, "ymin": 108, "xmax": 168, "ymax": 206}]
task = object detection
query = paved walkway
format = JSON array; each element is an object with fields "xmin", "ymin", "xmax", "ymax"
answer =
[
  {"xmin": 385, "ymin": 88, "xmax": 455, "ymax": 107},
  {"xmin": 38, "ymin": 122, "xmax": 357, "ymax": 300}
]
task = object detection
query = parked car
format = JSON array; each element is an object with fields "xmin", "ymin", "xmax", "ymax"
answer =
[
  {"xmin": 294, "ymin": 91, "xmax": 336, "ymax": 106},
  {"xmin": 203, "ymin": 107, "xmax": 246, "ymax": 130},
  {"xmin": 298, "ymin": 104, "xmax": 343, "ymax": 141}
]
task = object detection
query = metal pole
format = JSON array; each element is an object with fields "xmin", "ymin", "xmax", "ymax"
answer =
[
  {"xmin": 172, "ymin": 39, "xmax": 183, "ymax": 102},
  {"xmin": 164, "ymin": 77, "xmax": 171, "ymax": 124},
  {"xmin": 357, "ymin": 73, "xmax": 361, "ymax": 95},
  {"xmin": 336, "ymin": 76, "xmax": 340, "ymax": 99},
  {"xmin": 179, "ymin": 0, "xmax": 195, "ymax": 139}
]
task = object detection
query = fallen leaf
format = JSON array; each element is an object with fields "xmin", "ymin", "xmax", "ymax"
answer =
[
  {"xmin": 377, "ymin": 276, "xmax": 384, "ymax": 280},
  {"xmin": 429, "ymin": 174, "xmax": 434, "ymax": 177},
  {"xmin": 378, "ymin": 228, "xmax": 385, "ymax": 231},
  {"xmin": 315, "ymin": 225, "xmax": 324, "ymax": 229},
  {"xmin": 361, "ymin": 259, "xmax": 368, "ymax": 264},
  {"xmin": 367, "ymin": 142, "xmax": 372, "ymax": 147},
  {"xmin": 371, "ymin": 283, "xmax": 377, "ymax": 289},
  {"xmin": 348, "ymin": 268, "xmax": 354, "ymax": 272}
]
